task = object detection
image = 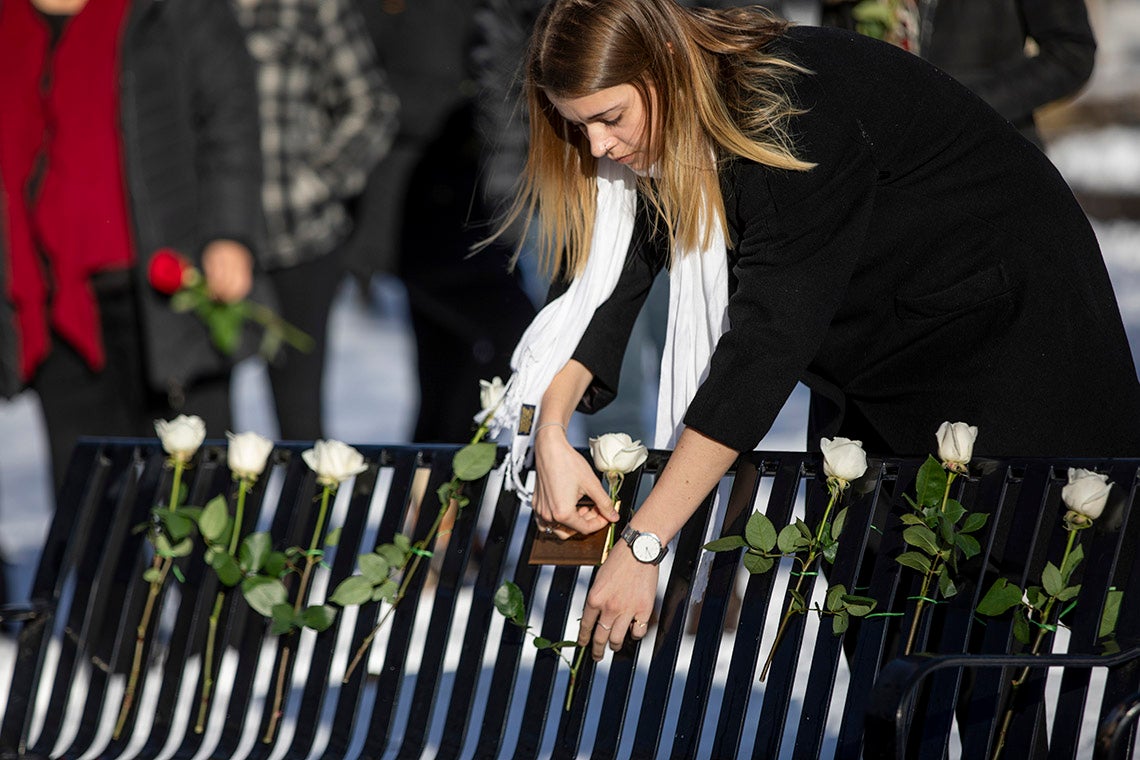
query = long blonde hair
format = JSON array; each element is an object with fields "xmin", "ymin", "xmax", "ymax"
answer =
[{"xmin": 500, "ymin": 0, "xmax": 813, "ymax": 280}]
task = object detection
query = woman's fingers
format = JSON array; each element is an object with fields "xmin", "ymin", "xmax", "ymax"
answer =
[{"xmin": 576, "ymin": 545, "xmax": 658, "ymax": 660}]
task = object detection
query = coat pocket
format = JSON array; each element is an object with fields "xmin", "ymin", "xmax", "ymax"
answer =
[{"xmin": 894, "ymin": 262, "xmax": 1016, "ymax": 321}]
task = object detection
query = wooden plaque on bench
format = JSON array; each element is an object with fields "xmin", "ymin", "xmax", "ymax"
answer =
[{"xmin": 527, "ymin": 497, "xmax": 623, "ymax": 566}]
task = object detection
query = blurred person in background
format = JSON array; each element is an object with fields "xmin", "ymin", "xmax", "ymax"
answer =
[
  {"xmin": 234, "ymin": 0, "xmax": 399, "ymax": 442},
  {"xmin": 0, "ymin": 0, "xmax": 264, "ymax": 492},
  {"xmin": 345, "ymin": 0, "xmax": 536, "ymax": 443},
  {"xmin": 820, "ymin": 0, "xmax": 1096, "ymax": 148}
]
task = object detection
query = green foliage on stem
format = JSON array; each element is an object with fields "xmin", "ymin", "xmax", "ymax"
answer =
[
  {"xmin": 329, "ymin": 535, "xmax": 415, "ymax": 606},
  {"xmin": 494, "ymin": 581, "xmax": 582, "ymax": 710}
]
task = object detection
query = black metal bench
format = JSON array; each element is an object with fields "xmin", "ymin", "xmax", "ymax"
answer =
[{"xmin": 2, "ymin": 438, "xmax": 1139, "ymax": 759}]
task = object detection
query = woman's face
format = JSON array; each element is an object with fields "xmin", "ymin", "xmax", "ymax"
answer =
[{"xmin": 547, "ymin": 84, "xmax": 654, "ymax": 172}]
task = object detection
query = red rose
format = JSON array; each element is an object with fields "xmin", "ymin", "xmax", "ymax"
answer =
[{"xmin": 148, "ymin": 248, "xmax": 192, "ymax": 295}]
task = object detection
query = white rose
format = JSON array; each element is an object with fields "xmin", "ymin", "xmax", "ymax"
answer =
[
  {"xmin": 226, "ymin": 431, "xmax": 275, "ymax": 482},
  {"xmin": 154, "ymin": 414, "xmax": 206, "ymax": 463},
  {"xmin": 588, "ymin": 433, "xmax": 649, "ymax": 476},
  {"xmin": 820, "ymin": 437, "xmax": 868, "ymax": 486},
  {"xmin": 302, "ymin": 439, "xmax": 368, "ymax": 487},
  {"xmin": 479, "ymin": 376, "xmax": 507, "ymax": 416},
  {"xmin": 936, "ymin": 421, "xmax": 978, "ymax": 473},
  {"xmin": 1062, "ymin": 467, "xmax": 1112, "ymax": 523}
]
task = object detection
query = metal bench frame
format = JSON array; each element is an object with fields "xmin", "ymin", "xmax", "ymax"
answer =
[{"xmin": 2, "ymin": 439, "xmax": 1139, "ymax": 759}]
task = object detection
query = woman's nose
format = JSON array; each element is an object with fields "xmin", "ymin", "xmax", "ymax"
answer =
[{"xmin": 585, "ymin": 126, "xmax": 609, "ymax": 157}]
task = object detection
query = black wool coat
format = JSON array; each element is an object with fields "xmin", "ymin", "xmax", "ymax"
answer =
[{"xmin": 571, "ymin": 26, "xmax": 1140, "ymax": 459}]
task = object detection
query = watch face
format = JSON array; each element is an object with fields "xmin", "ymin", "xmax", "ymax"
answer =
[{"xmin": 631, "ymin": 534, "xmax": 661, "ymax": 563}]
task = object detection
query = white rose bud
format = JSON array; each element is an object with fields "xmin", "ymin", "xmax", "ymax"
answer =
[
  {"xmin": 154, "ymin": 414, "xmax": 206, "ymax": 463},
  {"xmin": 302, "ymin": 439, "xmax": 368, "ymax": 488},
  {"xmin": 820, "ymin": 437, "xmax": 868, "ymax": 487},
  {"xmin": 1062, "ymin": 467, "xmax": 1112, "ymax": 524},
  {"xmin": 588, "ymin": 433, "xmax": 649, "ymax": 476},
  {"xmin": 226, "ymin": 431, "xmax": 275, "ymax": 482},
  {"xmin": 936, "ymin": 421, "xmax": 978, "ymax": 473},
  {"xmin": 479, "ymin": 376, "xmax": 507, "ymax": 416}
]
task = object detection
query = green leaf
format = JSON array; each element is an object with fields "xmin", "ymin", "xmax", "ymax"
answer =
[
  {"xmin": 393, "ymin": 534, "xmax": 412, "ymax": 554},
  {"xmin": 898, "ymin": 513, "xmax": 926, "ymax": 527},
  {"xmin": 843, "ymin": 595, "xmax": 877, "ymax": 617},
  {"xmin": 240, "ymin": 532, "xmax": 272, "ymax": 574},
  {"xmin": 895, "ymin": 551, "xmax": 932, "ymax": 575},
  {"xmin": 199, "ymin": 495, "xmax": 231, "ymax": 543},
  {"xmin": 207, "ymin": 303, "xmax": 244, "ymax": 355},
  {"xmin": 960, "ymin": 511, "xmax": 989, "ymax": 534},
  {"xmin": 825, "ymin": 584, "xmax": 847, "ymax": 611},
  {"xmin": 270, "ymin": 603, "xmax": 297, "ymax": 635},
  {"xmin": 976, "ymin": 578, "xmax": 1023, "ymax": 617},
  {"xmin": 1100, "ymin": 589, "xmax": 1123, "ymax": 638},
  {"xmin": 1026, "ymin": 586, "xmax": 1048, "ymax": 610},
  {"xmin": 743, "ymin": 552, "xmax": 774, "ymax": 575},
  {"xmin": 157, "ymin": 509, "xmax": 195, "ymax": 542},
  {"xmin": 1061, "ymin": 544, "xmax": 1084, "ymax": 585},
  {"xmin": 822, "ymin": 536, "xmax": 839, "ymax": 565},
  {"xmin": 377, "ymin": 543, "xmax": 406, "ymax": 568},
  {"xmin": 914, "ymin": 456, "xmax": 948, "ymax": 507},
  {"xmin": 795, "ymin": 519, "xmax": 813, "ymax": 541},
  {"xmin": 494, "ymin": 581, "xmax": 527, "ymax": 625},
  {"xmin": 1042, "ymin": 562, "xmax": 1064, "ymax": 598},
  {"xmin": 326, "ymin": 527, "xmax": 342, "ymax": 547},
  {"xmin": 1055, "ymin": 586, "xmax": 1081, "ymax": 602},
  {"xmin": 330, "ymin": 576, "xmax": 374, "ymax": 606},
  {"xmin": 358, "ymin": 553, "xmax": 391, "ymax": 583},
  {"xmin": 214, "ymin": 554, "xmax": 243, "ymax": 587},
  {"xmin": 300, "ymin": 604, "xmax": 336, "ymax": 632},
  {"xmin": 902, "ymin": 525, "xmax": 940, "ymax": 556},
  {"xmin": 437, "ymin": 481, "xmax": 457, "ymax": 507},
  {"xmin": 936, "ymin": 515, "xmax": 956, "ymax": 545},
  {"xmin": 937, "ymin": 567, "xmax": 958, "ymax": 599},
  {"xmin": 263, "ymin": 550, "xmax": 288, "ymax": 578},
  {"xmin": 1013, "ymin": 608, "xmax": 1031, "ymax": 645},
  {"xmin": 373, "ymin": 579, "xmax": 399, "ymax": 603},
  {"xmin": 169, "ymin": 538, "xmax": 194, "ymax": 558},
  {"xmin": 777, "ymin": 523, "xmax": 807, "ymax": 554},
  {"xmin": 533, "ymin": 636, "xmax": 553, "ymax": 649},
  {"xmin": 154, "ymin": 533, "xmax": 174, "ymax": 557},
  {"xmin": 241, "ymin": 576, "xmax": 289, "ymax": 618},
  {"xmin": 942, "ymin": 500, "xmax": 966, "ymax": 526},
  {"xmin": 453, "ymin": 442, "xmax": 497, "ymax": 481},
  {"xmin": 832, "ymin": 610, "xmax": 850, "ymax": 635},
  {"xmin": 955, "ymin": 533, "xmax": 981, "ymax": 560},
  {"xmin": 143, "ymin": 567, "xmax": 163, "ymax": 583},
  {"xmin": 745, "ymin": 512, "xmax": 778, "ymax": 552},
  {"xmin": 703, "ymin": 535, "xmax": 748, "ymax": 552},
  {"xmin": 831, "ymin": 508, "xmax": 848, "ymax": 541}
]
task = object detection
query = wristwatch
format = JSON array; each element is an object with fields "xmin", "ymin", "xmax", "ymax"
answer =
[{"xmin": 621, "ymin": 525, "xmax": 668, "ymax": 565}]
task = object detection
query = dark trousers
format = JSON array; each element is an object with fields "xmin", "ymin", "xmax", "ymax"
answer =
[
  {"xmin": 265, "ymin": 251, "xmax": 344, "ymax": 441},
  {"xmin": 31, "ymin": 282, "xmax": 232, "ymax": 495}
]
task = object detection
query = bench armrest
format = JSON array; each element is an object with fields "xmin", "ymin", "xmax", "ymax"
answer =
[{"xmin": 865, "ymin": 648, "xmax": 1140, "ymax": 760}]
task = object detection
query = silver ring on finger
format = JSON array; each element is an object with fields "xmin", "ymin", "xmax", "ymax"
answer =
[{"xmin": 598, "ymin": 621, "xmax": 613, "ymax": 631}]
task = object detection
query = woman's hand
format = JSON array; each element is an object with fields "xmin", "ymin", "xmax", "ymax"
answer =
[
  {"xmin": 532, "ymin": 425, "xmax": 617, "ymax": 538},
  {"xmin": 578, "ymin": 540, "xmax": 657, "ymax": 659}
]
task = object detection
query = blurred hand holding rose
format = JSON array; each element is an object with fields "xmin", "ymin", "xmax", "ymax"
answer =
[{"xmin": 148, "ymin": 247, "xmax": 313, "ymax": 358}]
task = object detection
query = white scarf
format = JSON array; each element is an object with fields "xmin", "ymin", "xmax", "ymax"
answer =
[{"xmin": 481, "ymin": 157, "xmax": 729, "ymax": 503}]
